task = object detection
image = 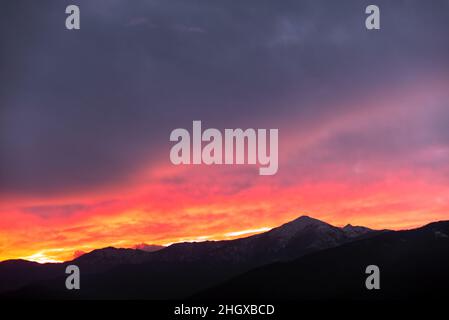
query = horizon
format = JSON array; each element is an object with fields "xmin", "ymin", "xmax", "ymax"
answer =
[{"xmin": 2, "ymin": 214, "xmax": 446, "ymax": 264}]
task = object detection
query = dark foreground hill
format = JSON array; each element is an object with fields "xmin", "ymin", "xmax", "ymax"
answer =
[{"xmin": 194, "ymin": 220, "xmax": 449, "ymax": 300}]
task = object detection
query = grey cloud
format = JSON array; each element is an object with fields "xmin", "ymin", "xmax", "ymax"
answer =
[
  {"xmin": 22, "ymin": 204, "xmax": 88, "ymax": 218},
  {"xmin": 0, "ymin": 0, "xmax": 448, "ymax": 195}
]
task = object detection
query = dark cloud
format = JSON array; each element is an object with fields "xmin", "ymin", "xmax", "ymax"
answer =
[
  {"xmin": 1, "ymin": 0, "xmax": 448, "ymax": 195},
  {"xmin": 22, "ymin": 203, "xmax": 88, "ymax": 218}
]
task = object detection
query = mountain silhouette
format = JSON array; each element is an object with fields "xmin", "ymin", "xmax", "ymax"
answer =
[
  {"xmin": 0, "ymin": 215, "xmax": 386, "ymax": 299},
  {"xmin": 140, "ymin": 215, "xmax": 377, "ymax": 266},
  {"xmin": 0, "ymin": 260, "xmax": 62, "ymax": 294},
  {"xmin": 132, "ymin": 244, "xmax": 165, "ymax": 252},
  {"xmin": 194, "ymin": 220, "xmax": 449, "ymax": 300}
]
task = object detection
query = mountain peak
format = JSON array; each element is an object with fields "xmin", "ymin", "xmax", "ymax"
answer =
[
  {"xmin": 286, "ymin": 215, "xmax": 332, "ymax": 228},
  {"xmin": 133, "ymin": 243, "xmax": 165, "ymax": 252},
  {"xmin": 295, "ymin": 215, "xmax": 315, "ymax": 220},
  {"xmin": 267, "ymin": 215, "xmax": 334, "ymax": 242},
  {"xmin": 72, "ymin": 246, "xmax": 148, "ymax": 266},
  {"xmin": 342, "ymin": 224, "xmax": 373, "ymax": 238}
]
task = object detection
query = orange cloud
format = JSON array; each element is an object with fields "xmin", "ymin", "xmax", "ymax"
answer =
[{"xmin": 1, "ymin": 164, "xmax": 449, "ymax": 263}]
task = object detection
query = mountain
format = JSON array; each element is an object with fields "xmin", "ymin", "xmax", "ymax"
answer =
[
  {"xmin": 342, "ymin": 224, "xmax": 373, "ymax": 238},
  {"xmin": 64, "ymin": 215, "xmax": 377, "ymax": 270},
  {"xmin": 142, "ymin": 216, "xmax": 378, "ymax": 266},
  {"xmin": 73, "ymin": 247, "xmax": 149, "ymax": 269},
  {"xmin": 133, "ymin": 243, "xmax": 165, "ymax": 252},
  {"xmin": 0, "ymin": 215, "xmax": 378, "ymax": 299},
  {"xmin": 194, "ymin": 220, "xmax": 449, "ymax": 300},
  {"xmin": 0, "ymin": 260, "xmax": 63, "ymax": 294},
  {"xmin": 0, "ymin": 248, "xmax": 149, "ymax": 294}
]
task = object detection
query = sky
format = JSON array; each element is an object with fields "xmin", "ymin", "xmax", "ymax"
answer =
[{"xmin": 1, "ymin": 0, "xmax": 449, "ymax": 262}]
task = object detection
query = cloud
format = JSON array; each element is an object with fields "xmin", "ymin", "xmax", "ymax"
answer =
[
  {"xmin": 1, "ymin": 0, "xmax": 448, "ymax": 196},
  {"xmin": 22, "ymin": 204, "xmax": 88, "ymax": 218},
  {"xmin": 126, "ymin": 17, "xmax": 150, "ymax": 27}
]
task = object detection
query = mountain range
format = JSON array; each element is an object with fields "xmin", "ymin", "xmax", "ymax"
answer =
[
  {"xmin": 1, "ymin": 215, "xmax": 447, "ymax": 300},
  {"xmin": 194, "ymin": 220, "xmax": 449, "ymax": 300}
]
